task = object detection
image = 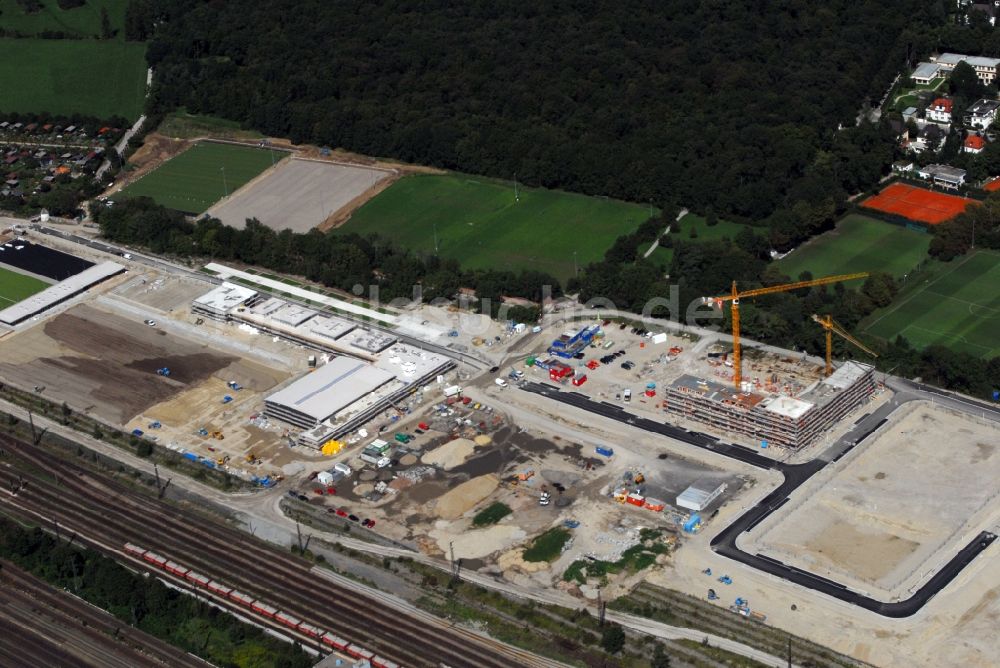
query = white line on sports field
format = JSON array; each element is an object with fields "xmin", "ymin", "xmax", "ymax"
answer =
[{"xmin": 862, "ymin": 250, "xmax": 983, "ymax": 332}]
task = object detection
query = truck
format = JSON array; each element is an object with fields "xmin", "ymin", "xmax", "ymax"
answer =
[
  {"xmin": 495, "ymin": 377, "xmax": 508, "ymax": 388},
  {"xmin": 443, "ymin": 385, "xmax": 462, "ymax": 398}
]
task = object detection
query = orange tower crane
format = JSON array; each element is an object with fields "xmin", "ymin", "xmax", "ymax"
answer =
[
  {"xmin": 704, "ymin": 273, "xmax": 869, "ymax": 389},
  {"xmin": 811, "ymin": 314, "xmax": 879, "ymax": 377}
]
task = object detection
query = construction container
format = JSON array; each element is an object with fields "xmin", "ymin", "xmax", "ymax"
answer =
[
  {"xmin": 595, "ymin": 446, "xmax": 614, "ymax": 457},
  {"xmin": 626, "ymin": 493, "xmax": 645, "ymax": 507},
  {"xmin": 644, "ymin": 498, "xmax": 666, "ymax": 512}
]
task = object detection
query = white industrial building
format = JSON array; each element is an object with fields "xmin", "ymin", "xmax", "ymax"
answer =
[
  {"xmin": 264, "ymin": 357, "xmax": 395, "ymax": 429},
  {"xmin": 676, "ymin": 480, "xmax": 727, "ymax": 511},
  {"xmin": 191, "ymin": 282, "xmax": 259, "ymax": 320}
]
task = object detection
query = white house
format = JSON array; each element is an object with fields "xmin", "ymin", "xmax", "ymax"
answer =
[
  {"xmin": 966, "ymin": 98, "xmax": 1000, "ymax": 129},
  {"xmin": 927, "ymin": 97, "xmax": 954, "ymax": 124},
  {"xmin": 917, "ymin": 164, "xmax": 967, "ymax": 189},
  {"xmin": 911, "ymin": 62, "xmax": 942, "ymax": 85}
]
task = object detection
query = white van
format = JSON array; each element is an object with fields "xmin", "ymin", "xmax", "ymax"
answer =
[
  {"xmin": 495, "ymin": 377, "xmax": 508, "ymax": 388},
  {"xmin": 333, "ymin": 462, "xmax": 352, "ymax": 476},
  {"xmin": 623, "ymin": 388, "xmax": 632, "ymax": 402}
]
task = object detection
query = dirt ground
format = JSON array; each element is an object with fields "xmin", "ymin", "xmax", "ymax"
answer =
[
  {"xmin": 204, "ymin": 158, "xmax": 391, "ymax": 233},
  {"xmin": 112, "ymin": 273, "xmax": 210, "ymax": 313},
  {"xmin": 0, "ymin": 304, "xmax": 237, "ymax": 423},
  {"xmin": 110, "ymin": 134, "xmax": 191, "ymax": 195},
  {"xmin": 747, "ymin": 401, "xmax": 1000, "ymax": 597}
]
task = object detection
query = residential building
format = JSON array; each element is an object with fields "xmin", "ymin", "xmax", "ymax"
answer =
[
  {"xmin": 911, "ymin": 62, "xmax": 942, "ymax": 85},
  {"xmin": 932, "ymin": 52, "xmax": 1000, "ymax": 84},
  {"xmin": 966, "ymin": 98, "xmax": 1000, "ymax": 129},
  {"xmin": 964, "ymin": 134, "xmax": 987, "ymax": 154},
  {"xmin": 970, "ymin": 3, "xmax": 997, "ymax": 26},
  {"xmin": 917, "ymin": 164, "xmax": 967, "ymax": 189},
  {"xmin": 912, "ymin": 124, "xmax": 946, "ymax": 152},
  {"xmin": 892, "ymin": 161, "xmax": 915, "ymax": 173},
  {"xmin": 927, "ymin": 97, "xmax": 953, "ymax": 124},
  {"xmin": 901, "ymin": 106, "xmax": 919, "ymax": 123}
]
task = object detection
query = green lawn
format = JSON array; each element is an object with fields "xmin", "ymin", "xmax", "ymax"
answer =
[
  {"xmin": 338, "ymin": 174, "xmax": 653, "ymax": 283},
  {"xmin": 637, "ymin": 212, "xmax": 749, "ymax": 271},
  {"xmin": 777, "ymin": 214, "xmax": 931, "ymax": 280},
  {"xmin": 0, "ymin": 0, "xmax": 128, "ymax": 38},
  {"xmin": 0, "ymin": 38, "xmax": 147, "ymax": 120},
  {"xmin": 118, "ymin": 142, "xmax": 279, "ymax": 213},
  {"xmin": 0, "ymin": 266, "xmax": 49, "ymax": 307},
  {"xmin": 522, "ymin": 527, "xmax": 571, "ymax": 563},
  {"xmin": 860, "ymin": 249, "xmax": 1000, "ymax": 358}
]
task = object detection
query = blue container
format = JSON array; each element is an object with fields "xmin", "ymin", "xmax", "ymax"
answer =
[
  {"xmin": 993, "ymin": 390, "xmax": 999, "ymax": 401},
  {"xmin": 203, "ymin": 460, "xmax": 215, "ymax": 469},
  {"xmin": 595, "ymin": 446, "xmax": 614, "ymax": 457},
  {"xmin": 182, "ymin": 452, "xmax": 199, "ymax": 462},
  {"xmin": 683, "ymin": 513, "xmax": 702, "ymax": 532}
]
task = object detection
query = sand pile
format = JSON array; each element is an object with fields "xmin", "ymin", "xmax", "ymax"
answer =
[
  {"xmin": 433, "ymin": 474, "xmax": 498, "ymax": 519},
  {"xmin": 422, "ymin": 438, "xmax": 476, "ymax": 470},
  {"xmin": 498, "ymin": 548, "xmax": 551, "ymax": 574},
  {"xmin": 474, "ymin": 434, "xmax": 492, "ymax": 446},
  {"xmin": 431, "ymin": 524, "xmax": 526, "ymax": 559}
]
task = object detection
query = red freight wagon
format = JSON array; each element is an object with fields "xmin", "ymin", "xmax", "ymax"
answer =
[
  {"xmin": 229, "ymin": 590, "xmax": 255, "ymax": 607},
  {"xmin": 251, "ymin": 601, "xmax": 278, "ymax": 618},
  {"xmin": 187, "ymin": 572, "xmax": 211, "ymax": 588},
  {"xmin": 321, "ymin": 633, "xmax": 349, "ymax": 651},
  {"xmin": 346, "ymin": 644, "xmax": 374, "ymax": 660},
  {"xmin": 124, "ymin": 543, "xmax": 146, "ymax": 557},
  {"xmin": 206, "ymin": 580, "xmax": 232, "ymax": 597},
  {"xmin": 372, "ymin": 656, "xmax": 401, "ymax": 668},
  {"xmin": 274, "ymin": 611, "xmax": 302, "ymax": 629},
  {"xmin": 298, "ymin": 622, "xmax": 322, "ymax": 638},
  {"xmin": 143, "ymin": 552, "xmax": 167, "ymax": 568},
  {"xmin": 164, "ymin": 561, "xmax": 189, "ymax": 577}
]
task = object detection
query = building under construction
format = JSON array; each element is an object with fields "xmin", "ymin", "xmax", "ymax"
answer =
[{"xmin": 662, "ymin": 361, "xmax": 876, "ymax": 449}]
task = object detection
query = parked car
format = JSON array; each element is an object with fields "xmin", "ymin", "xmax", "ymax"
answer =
[
  {"xmin": 348, "ymin": 514, "xmax": 360, "ymax": 522},
  {"xmin": 335, "ymin": 508, "xmax": 348, "ymax": 517}
]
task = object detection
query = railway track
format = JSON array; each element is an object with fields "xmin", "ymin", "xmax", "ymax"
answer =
[
  {"xmin": 0, "ymin": 434, "xmax": 556, "ymax": 668},
  {"xmin": 0, "ymin": 559, "xmax": 206, "ymax": 668}
]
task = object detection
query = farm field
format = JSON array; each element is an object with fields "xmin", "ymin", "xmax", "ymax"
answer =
[
  {"xmin": 0, "ymin": 266, "xmax": 49, "ymax": 308},
  {"xmin": 861, "ymin": 249, "xmax": 1000, "ymax": 358},
  {"xmin": 338, "ymin": 174, "xmax": 653, "ymax": 282},
  {"xmin": 861, "ymin": 182, "xmax": 975, "ymax": 225},
  {"xmin": 0, "ymin": 0, "xmax": 128, "ymax": 38},
  {"xmin": 777, "ymin": 214, "xmax": 931, "ymax": 280},
  {"xmin": 118, "ymin": 142, "xmax": 280, "ymax": 214},
  {"xmin": 0, "ymin": 38, "xmax": 146, "ymax": 120}
]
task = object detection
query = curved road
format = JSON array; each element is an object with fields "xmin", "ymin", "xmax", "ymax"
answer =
[{"xmin": 520, "ymin": 378, "xmax": 998, "ymax": 617}]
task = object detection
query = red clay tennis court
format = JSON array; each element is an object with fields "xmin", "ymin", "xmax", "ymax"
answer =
[{"xmin": 861, "ymin": 182, "xmax": 975, "ymax": 225}]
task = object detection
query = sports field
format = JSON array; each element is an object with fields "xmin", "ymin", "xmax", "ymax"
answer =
[
  {"xmin": 0, "ymin": 38, "xmax": 146, "ymax": 120},
  {"xmin": 118, "ymin": 142, "xmax": 280, "ymax": 214},
  {"xmin": 778, "ymin": 214, "xmax": 931, "ymax": 279},
  {"xmin": 861, "ymin": 249, "xmax": 1000, "ymax": 358},
  {"xmin": 0, "ymin": 266, "xmax": 48, "ymax": 308},
  {"xmin": 338, "ymin": 174, "xmax": 653, "ymax": 282},
  {"xmin": 0, "ymin": 0, "xmax": 128, "ymax": 38},
  {"xmin": 861, "ymin": 182, "xmax": 975, "ymax": 225}
]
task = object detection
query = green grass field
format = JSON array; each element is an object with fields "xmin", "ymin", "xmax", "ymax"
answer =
[
  {"xmin": 157, "ymin": 110, "xmax": 265, "ymax": 141},
  {"xmin": 0, "ymin": 0, "xmax": 128, "ymax": 38},
  {"xmin": 338, "ymin": 174, "xmax": 653, "ymax": 282},
  {"xmin": 777, "ymin": 214, "xmax": 931, "ymax": 280},
  {"xmin": 118, "ymin": 142, "xmax": 279, "ymax": 213},
  {"xmin": 0, "ymin": 266, "xmax": 49, "ymax": 307},
  {"xmin": 0, "ymin": 38, "xmax": 146, "ymax": 119},
  {"xmin": 860, "ymin": 249, "xmax": 1000, "ymax": 358}
]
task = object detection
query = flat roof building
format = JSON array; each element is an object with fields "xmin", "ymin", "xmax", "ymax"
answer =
[
  {"xmin": 264, "ymin": 357, "xmax": 395, "ymax": 429},
  {"xmin": 0, "ymin": 261, "xmax": 124, "ymax": 325},
  {"xmin": 676, "ymin": 480, "xmax": 727, "ymax": 512},
  {"xmin": 192, "ymin": 283, "xmax": 258, "ymax": 319}
]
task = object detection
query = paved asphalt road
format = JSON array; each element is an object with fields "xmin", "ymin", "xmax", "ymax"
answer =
[{"xmin": 521, "ymin": 378, "xmax": 999, "ymax": 617}]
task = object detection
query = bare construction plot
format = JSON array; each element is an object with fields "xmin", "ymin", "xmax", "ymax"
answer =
[
  {"xmin": 747, "ymin": 401, "xmax": 1000, "ymax": 598},
  {"xmin": 205, "ymin": 158, "xmax": 390, "ymax": 233}
]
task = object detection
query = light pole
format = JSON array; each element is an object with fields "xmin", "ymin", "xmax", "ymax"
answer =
[
  {"xmin": 433, "ymin": 222, "xmax": 440, "ymax": 254},
  {"xmin": 220, "ymin": 166, "xmax": 228, "ymax": 197},
  {"xmin": 514, "ymin": 173, "xmax": 519, "ymax": 203},
  {"xmin": 573, "ymin": 250, "xmax": 578, "ymax": 278}
]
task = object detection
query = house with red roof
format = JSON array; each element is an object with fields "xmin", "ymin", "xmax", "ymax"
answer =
[
  {"xmin": 927, "ymin": 97, "xmax": 953, "ymax": 124},
  {"xmin": 964, "ymin": 134, "xmax": 987, "ymax": 154}
]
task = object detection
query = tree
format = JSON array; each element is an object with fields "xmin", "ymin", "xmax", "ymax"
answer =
[
  {"xmin": 949, "ymin": 61, "xmax": 986, "ymax": 101},
  {"xmin": 705, "ymin": 206, "xmax": 718, "ymax": 227},
  {"xmin": 100, "ymin": 7, "xmax": 113, "ymax": 39},
  {"xmin": 652, "ymin": 643, "xmax": 672, "ymax": 668},
  {"xmin": 600, "ymin": 624, "xmax": 625, "ymax": 654}
]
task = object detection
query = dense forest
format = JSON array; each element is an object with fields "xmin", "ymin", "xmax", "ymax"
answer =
[{"xmin": 130, "ymin": 0, "xmax": 936, "ymax": 240}]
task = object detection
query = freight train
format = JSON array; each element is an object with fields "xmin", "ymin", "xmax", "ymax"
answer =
[{"xmin": 123, "ymin": 543, "xmax": 399, "ymax": 668}]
